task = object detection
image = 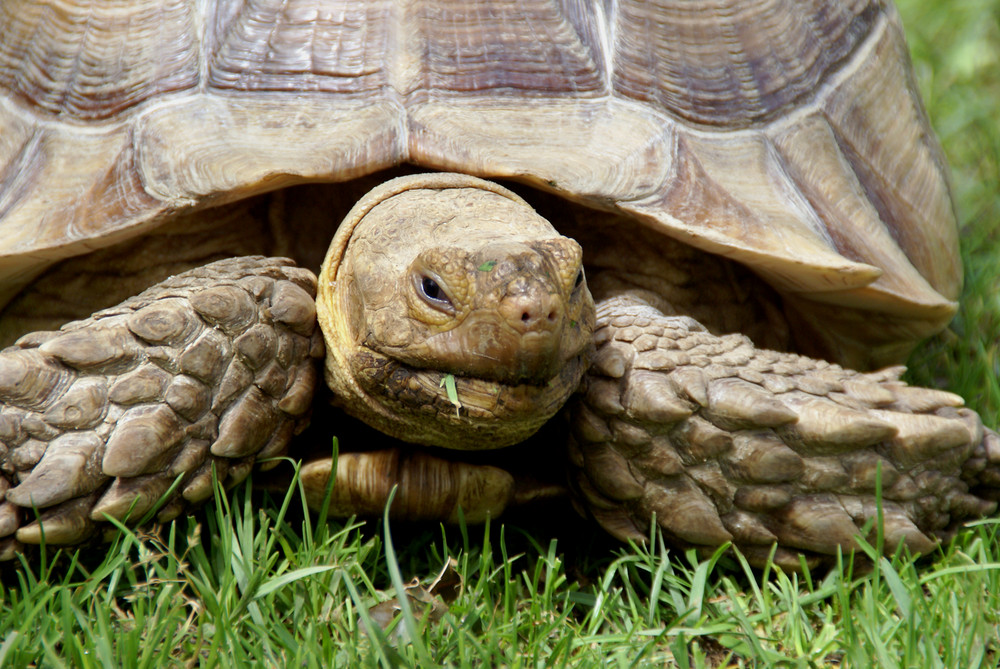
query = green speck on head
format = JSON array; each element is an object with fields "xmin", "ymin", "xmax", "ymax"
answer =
[
  {"xmin": 478, "ymin": 260, "xmax": 497, "ymax": 272},
  {"xmin": 570, "ymin": 320, "xmax": 577, "ymax": 328},
  {"xmin": 440, "ymin": 374, "xmax": 462, "ymax": 417}
]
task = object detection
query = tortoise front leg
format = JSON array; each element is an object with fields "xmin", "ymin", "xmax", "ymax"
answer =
[
  {"xmin": 571, "ymin": 298, "xmax": 1000, "ymax": 570},
  {"xmin": 0, "ymin": 257, "xmax": 322, "ymax": 560}
]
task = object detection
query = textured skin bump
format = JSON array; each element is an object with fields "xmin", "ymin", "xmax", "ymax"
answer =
[
  {"xmin": 0, "ymin": 257, "xmax": 322, "ymax": 557},
  {"xmin": 571, "ymin": 302, "xmax": 1000, "ymax": 570}
]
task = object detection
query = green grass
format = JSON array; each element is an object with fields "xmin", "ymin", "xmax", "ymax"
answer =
[
  {"xmin": 902, "ymin": 0, "xmax": 1000, "ymax": 418},
  {"xmin": 4, "ymin": 471, "xmax": 1000, "ymax": 667},
  {"xmin": 2, "ymin": 2, "xmax": 1000, "ymax": 666}
]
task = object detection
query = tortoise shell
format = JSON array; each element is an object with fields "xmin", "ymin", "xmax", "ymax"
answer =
[{"xmin": 0, "ymin": 0, "xmax": 958, "ymax": 367}]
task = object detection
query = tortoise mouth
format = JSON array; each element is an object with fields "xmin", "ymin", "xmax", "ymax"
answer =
[
  {"xmin": 339, "ymin": 342, "xmax": 591, "ymax": 451},
  {"xmin": 385, "ymin": 316, "xmax": 571, "ymax": 387}
]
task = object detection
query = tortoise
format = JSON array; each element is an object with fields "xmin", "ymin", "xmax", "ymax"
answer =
[{"xmin": 0, "ymin": 0, "xmax": 997, "ymax": 571}]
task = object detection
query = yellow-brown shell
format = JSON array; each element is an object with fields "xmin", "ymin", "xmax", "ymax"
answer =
[{"xmin": 0, "ymin": 0, "xmax": 958, "ymax": 367}]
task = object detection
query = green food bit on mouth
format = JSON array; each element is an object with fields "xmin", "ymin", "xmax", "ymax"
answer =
[
  {"xmin": 477, "ymin": 260, "xmax": 497, "ymax": 272},
  {"xmin": 440, "ymin": 374, "xmax": 462, "ymax": 417},
  {"xmin": 570, "ymin": 320, "xmax": 577, "ymax": 328}
]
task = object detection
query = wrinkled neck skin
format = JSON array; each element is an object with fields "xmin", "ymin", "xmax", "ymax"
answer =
[{"xmin": 316, "ymin": 175, "xmax": 595, "ymax": 450}]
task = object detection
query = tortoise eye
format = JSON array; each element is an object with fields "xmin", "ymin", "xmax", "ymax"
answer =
[
  {"xmin": 422, "ymin": 276, "xmax": 444, "ymax": 301},
  {"xmin": 415, "ymin": 273, "xmax": 454, "ymax": 312},
  {"xmin": 574, "ymin": 269, "xmax": 584, "ymax": 289}
]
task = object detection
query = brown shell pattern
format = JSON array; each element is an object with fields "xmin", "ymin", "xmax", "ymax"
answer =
[{"xmin": 0, "ymin": 0, "xmax": 959, "ymax": 365}]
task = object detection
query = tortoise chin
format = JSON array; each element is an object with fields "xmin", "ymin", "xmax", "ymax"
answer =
[{"xmin": 339, "ymin": 344, "xmax": 591, "ymax": 450}]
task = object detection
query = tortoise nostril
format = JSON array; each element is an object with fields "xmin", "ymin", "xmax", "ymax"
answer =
[{"xmin": 501, "ymin": 283, "xmax": 562, "ymax": 333}]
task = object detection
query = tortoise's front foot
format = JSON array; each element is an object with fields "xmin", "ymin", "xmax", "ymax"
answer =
[
  {"xmin": 571, "ymin": 301, "xmax": 999, "ymax": 569},
  {"xmin": 0, "ymin": 257, "xmax": 323, "ymax": 560}
]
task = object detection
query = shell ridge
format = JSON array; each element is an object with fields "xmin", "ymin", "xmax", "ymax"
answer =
[
  {"xmin": 590, "ymin": 0, "xmax": 616, "ymax": 96},
  {"xmin": 0, "ymin": 126, "xmax": 43, "ymax": 225}
]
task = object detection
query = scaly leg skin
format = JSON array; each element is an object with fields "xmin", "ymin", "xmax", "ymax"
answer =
[
  {"xmin": 0, "ymin": 257, "xmax": 323, "ymax": 561},
  {"xmin": 571, "ymin": 298, "xmax": 1000, "ymax": 570}
]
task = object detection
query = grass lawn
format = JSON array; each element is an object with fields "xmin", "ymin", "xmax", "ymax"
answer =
[{"xmin": 2, "ymin": 1, "xmax": 999, "ymax": 666}]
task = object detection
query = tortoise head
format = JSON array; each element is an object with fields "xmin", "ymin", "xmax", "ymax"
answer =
[{"xmin": 316, "ymin": 173, "xmax": 595, "ymax": 449}]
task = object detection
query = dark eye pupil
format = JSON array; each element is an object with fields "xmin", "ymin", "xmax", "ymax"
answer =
[
  {"xmin": 422, "ymin": 276, "xmax": 443, "ymax": 300},
  {"xmin": 574, "ymin": 270, "xmax": 584, "ymax": 288}
]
